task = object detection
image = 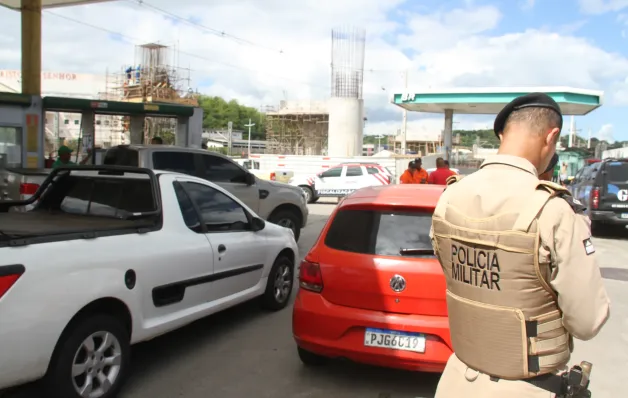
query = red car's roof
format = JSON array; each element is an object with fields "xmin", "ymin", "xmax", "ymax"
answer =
[{"xmin": 340, "ymin": 184, "xmax": 445, "ymax": 209}]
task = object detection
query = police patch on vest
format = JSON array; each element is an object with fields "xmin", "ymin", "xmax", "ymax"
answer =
[
  {"xmin": 583, "ymin": 238, "xmax": 595, "ymax": 255},
  {"xmin": 451, "ymin": 244, "xmax": 501, "ymax": 290}
]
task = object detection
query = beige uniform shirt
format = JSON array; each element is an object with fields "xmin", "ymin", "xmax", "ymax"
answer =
[{"xmin": 432, "ymin": 155, "xmax": 610, "ymax": 397}]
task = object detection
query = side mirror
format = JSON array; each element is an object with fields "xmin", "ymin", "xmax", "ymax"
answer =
[
  {"xmin": 245, "ymin": 172, "xmax": 256, "ymax": 186},
  {"xmin": 251, "ymin": 217, "xmax": 265, "ymax": 232}
]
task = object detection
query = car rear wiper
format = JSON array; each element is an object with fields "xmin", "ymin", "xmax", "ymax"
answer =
[{"xmin": 399, "ymin": 248, "xmax": 434, "ymax": 255}]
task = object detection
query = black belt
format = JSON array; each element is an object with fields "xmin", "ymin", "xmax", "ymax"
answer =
[{"xmin": 490, "ymin": 373, "xmax": 565, "ymax": 395}]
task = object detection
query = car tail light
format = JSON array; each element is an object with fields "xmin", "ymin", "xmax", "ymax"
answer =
[
  {"xmin": 270, "ymin": 172, "xmax": 276, "ymax": 181},
  {"xmin": 299, "ymin": 260, "xmax": 323, "ymax": 293},
  {"xmin": 19, "ymin": 183, "xmax": 39, "ymax": 195},
  {"xmin": 591, "ymin": 187, "xmax": 600, "ymax": 210},
  {"xmin": 0, "ymin": 266, "xmax": 25, "ymax": 300}
]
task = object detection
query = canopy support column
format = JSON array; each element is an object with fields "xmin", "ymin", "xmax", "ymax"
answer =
[
  {"xmin": 443, "ymin": 109, "xmax": 453, "ymax": 161},
  {"xmin": 20, "ymin": 0, "xmax": 42, "ymax": 96},
  {"xmin": 129, "ymin": 115, "xmax": 144, "ymax": 144}
]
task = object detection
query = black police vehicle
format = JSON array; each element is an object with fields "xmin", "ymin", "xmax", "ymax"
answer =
[{"xmin": 569, "ymin": 158, "xmax": 628, "ymax": 231}]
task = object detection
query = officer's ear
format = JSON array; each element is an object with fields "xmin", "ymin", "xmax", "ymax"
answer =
[{"xmin": 546, "ymin": 127, "xmax": 561, "ymax": 146}]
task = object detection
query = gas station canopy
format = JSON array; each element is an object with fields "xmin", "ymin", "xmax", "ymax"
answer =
[
  {"xmin": 0, "ymin": 0, "xmax": 113, "ymax": 10},
  {"xmin": 391, "ymin": 87, "xmax": 604, "ymax": 116}
]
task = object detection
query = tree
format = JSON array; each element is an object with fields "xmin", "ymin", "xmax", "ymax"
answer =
[{"xmin": 197, "ymin": 96, "xmax": 265, "ymax": 140}]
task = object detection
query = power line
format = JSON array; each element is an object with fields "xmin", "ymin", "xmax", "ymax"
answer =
[
  {"xmin": 126, "ymin": 0, "xmax": 401, "ymax": 74},
  {"xmin": 44, "ymin": 11, "xmax": 330, "ymax": 90},
  {"xmin": 128, "ymin": 0, "xmax": 285, "ymax": 55}
]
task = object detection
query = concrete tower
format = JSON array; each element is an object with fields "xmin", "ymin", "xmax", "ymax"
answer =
[{"xmin": 328, "ymin": 26, "xmax": 366, "ymax": 157}]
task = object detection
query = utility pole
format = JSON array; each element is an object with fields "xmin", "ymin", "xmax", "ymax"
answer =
[
  {"xmin": 245, "ymin": 118, "xmax": 255, "ymax": 157},
  {"xmin": 401, "ymin": 69, "xmax": 408, "ymax": 155},
  {"xmin": 588, "ymin": 128, "xmax": 592, "ymax": 149},
  {"xmin": 227, "ymin": 121, "xmax": 233, "ymax": 156}
]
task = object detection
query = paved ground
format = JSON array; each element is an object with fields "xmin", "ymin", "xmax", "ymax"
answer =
[{"xmin": 4, "ymin": 201, "xmax": 627, "ymax": 398}]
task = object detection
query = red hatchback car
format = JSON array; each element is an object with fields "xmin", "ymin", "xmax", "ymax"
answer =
[{"xmin": 293, "ymin": 184, "xmax": 452, "ymax": 372}]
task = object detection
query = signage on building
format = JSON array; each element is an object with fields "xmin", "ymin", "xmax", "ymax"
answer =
[
  {"xmin": 144, "ymin": 104, "xmax": 159, "ymax": 111},
  {"xmin": 401, "ymin": 92, "xmax": 415, "ymax": 101},
  {"xmin": 0, "ymin": 70, "xmax": 78, "ymax": 81}
]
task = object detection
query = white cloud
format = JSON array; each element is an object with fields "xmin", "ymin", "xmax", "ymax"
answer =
[
  {"xmin": 579, "ymin": 0, "xmax": 628, "ymax": 14},
  {"xmin": 0, "ymin": 0, "xmax": 626, "ymax": 141},
  {"xmin": 595, "ymin": 123, "xmax": 615, "ymax": 143},
  {"xmin": 521, "ymin": 0, "xmax": 536, "ymax": 10}
]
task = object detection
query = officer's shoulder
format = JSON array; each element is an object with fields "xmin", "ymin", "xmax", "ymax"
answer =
[
  {"xmin": 536, "ymin": 181, "xmax": 586, "ymax": 214},
  {"xmin": 445, "ymin": 174, "xmax": 464, "ymax": 186}
]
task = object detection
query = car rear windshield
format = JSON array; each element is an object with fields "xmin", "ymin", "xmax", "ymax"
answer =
[
  {"xmin": 605, "ymin": 161, "xmax": 628, "ymax": 182},
  {"xmin": 103, "ymin": 147, "xmax": 139, "ymax": 167},
  {"xmin": 36, "ymin": 175, "xmax": 155, "ymax": 218},
  {"xmin": 324, "ymin": 209, "xmax": 434, "ymax": 257}
]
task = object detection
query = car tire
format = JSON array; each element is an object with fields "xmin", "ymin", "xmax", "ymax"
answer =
[
  {"xmin": 44, "ymin": 314, "xmax": 130, "ymax": 398},
  {"xmin": 262, "ymin": 254, "xmax": 295, "ymax": 311},
  {"xmin": 300, "ymin": 185, "xmax": 315, "ymax": 203},
  {"xmin": 297, "ymin": 346, "xmax": 328, "ymax": 366},
  {"xmin": 269, "ymin": 210, "xmax": 301, "ymax": 241}
]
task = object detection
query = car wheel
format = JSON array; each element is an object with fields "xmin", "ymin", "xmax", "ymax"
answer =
[
  {"xmin": 299, "ymin": 185, "xmax": 314, "ymax": 203},
  {"xmin": 297, "ymin": 346, "xmax": 328, "ymax": 366},
  {"xmin": 262, "ymin": 254, "xmax": 294, "ymax": 311},
  {"xmin": 269, "ymin": 210, "xmax": 301, "ymax": 241},
  {"xmin": 44, "ymin": 314, "xmax": 130, "ymax": 398}
]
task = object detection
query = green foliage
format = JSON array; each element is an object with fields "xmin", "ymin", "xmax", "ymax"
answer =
[
  {"xmin": 208, "ymin": 147, "xmax": 229, "ymax": 155},
  {"xmin": 363, "ymin": 135, "xmax": 394, "ymax": 145},
  {"xmin": 198, "ymin": 96, "xmax": 265, "ymax": 140},
  {"xmin": 363, "ymin": 129, "xmax": 627, "ymax": 155}
]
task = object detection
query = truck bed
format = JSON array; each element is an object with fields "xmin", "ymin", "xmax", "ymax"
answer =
[{"xmin": 0, "ymin": 211, "xmax": 153, "ymax": 236}]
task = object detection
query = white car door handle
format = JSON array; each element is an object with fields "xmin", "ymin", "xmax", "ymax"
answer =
[{"xmin": 217, "ymin": 244, "xmax": 227, "ymax": 253}]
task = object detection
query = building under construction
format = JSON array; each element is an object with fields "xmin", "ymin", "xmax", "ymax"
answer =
[
  {"xmin": 265, "ymin": 100, "xmax": 329, "ymax": 155},
  {"xmin": 101, "ymin": 43, "xmax": 199, "ymax": 144}
]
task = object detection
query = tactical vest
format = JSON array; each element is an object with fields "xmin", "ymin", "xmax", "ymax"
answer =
[{"xmin": 432, "ymin": 179, "xmax": 572, "ymax": 380}]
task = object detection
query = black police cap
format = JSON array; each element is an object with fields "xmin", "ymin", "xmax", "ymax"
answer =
[
  {"xmin": 493, "ymin": 92, "xmax": 563, "ymax": 138},
  {"xmin": 543, "ymin": 153, "xmax": 559, "ymax": 174}
]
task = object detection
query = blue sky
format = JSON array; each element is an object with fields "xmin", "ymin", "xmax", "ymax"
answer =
[{"xmin": 377, "ymin": 0, "xmax": 628, "ymax": 142}]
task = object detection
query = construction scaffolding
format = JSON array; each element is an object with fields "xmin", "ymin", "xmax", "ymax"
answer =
[
  {"xmin": 265, "ymin": 100, "xmax": 329, "ymax": 155},
  {"xmin": 105, "ymin": 43, "xmax": 198, "ymax": 105},
  {"xmin": 102, "ymin": 43, "xmax": 199, "ymax": 144}
]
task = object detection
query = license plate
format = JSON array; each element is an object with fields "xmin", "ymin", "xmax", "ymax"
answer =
[
  {"xmin": 364, "ymin": 328, "xmax": 426, "ymax": 353},
  {"xmin": 621, "ymin": 214, "xmax": 628, "ymax": 219}
]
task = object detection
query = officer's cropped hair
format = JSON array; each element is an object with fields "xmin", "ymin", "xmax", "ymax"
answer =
[{"xmin": 503, "ymin": 108, "xmax": 562, "ymax": 137}]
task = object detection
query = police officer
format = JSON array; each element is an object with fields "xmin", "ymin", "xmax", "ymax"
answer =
[{"xmin": 430, "ymin": 93, "xmax": 610, "ymax": 397}]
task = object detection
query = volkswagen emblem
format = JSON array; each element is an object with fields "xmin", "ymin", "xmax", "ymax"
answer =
[{"xmin": 389, "ymin": 274, "xmax": 406, "ymax": 292}]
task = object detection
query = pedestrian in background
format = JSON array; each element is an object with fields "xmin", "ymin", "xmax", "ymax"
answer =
[
  {"xmin": 400, "ymin": 161, "xmax": 418, "ymax": 184},
  {"xmin": 428, "ymin": 157, "xmax": 456, "ymax": 185},
  {"xmin": 413, "ymin": 157, "xmax": 429, "ymax": 184}
]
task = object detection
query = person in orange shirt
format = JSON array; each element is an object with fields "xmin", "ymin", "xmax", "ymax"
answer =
[
  {"xmin": 400, "ymin": 161, "xmax": 418, "ymax": 184},
  {"xmin": 414, "ymin": 157, "xmax": 429, "ymax": 184}
]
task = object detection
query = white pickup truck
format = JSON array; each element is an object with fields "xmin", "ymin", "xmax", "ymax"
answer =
[{"xmin": 0, "ymin": 165, "xmax": 298, "ymax": 398}]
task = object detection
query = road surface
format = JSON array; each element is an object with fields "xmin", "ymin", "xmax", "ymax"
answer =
[{"xmin": 4, "ymin": 201, "xmax": 627, "ymax": 398}]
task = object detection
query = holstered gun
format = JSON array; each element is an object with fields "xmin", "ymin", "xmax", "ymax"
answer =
[{"xmin": 561, "ymin": 361, "xmax": 592, "ymax": 398}]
